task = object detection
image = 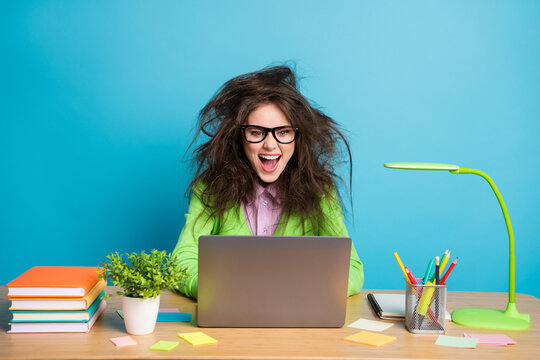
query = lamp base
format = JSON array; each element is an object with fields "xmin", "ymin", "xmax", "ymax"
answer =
[{"xmin": 451, "ymin": 303, "xmax": 530, "ymax": 331}]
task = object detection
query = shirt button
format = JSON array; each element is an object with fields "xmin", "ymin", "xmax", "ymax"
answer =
[
  {"xmin": 263, "ymin": 200, "xmax": 268, "ymax": 206},
  {"xmin": 263, "ymin": 229, "xmax": 267, "ymax": 233}
]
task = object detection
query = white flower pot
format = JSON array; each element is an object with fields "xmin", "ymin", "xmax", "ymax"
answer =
[{"xmin": 121, "ymin": 295, "xmax": 160, "ymax": 335}]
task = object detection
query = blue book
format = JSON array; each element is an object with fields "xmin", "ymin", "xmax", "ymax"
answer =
[{"xmin": 10, "ymin": 293, "xmax": 104, "ymax": 322}]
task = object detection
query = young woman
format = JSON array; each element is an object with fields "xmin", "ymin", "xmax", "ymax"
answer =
[{"xmin": 172, "ymin": 65, "xmax": 364, "ymax": 299}]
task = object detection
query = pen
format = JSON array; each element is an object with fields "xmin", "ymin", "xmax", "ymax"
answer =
[
  {"xmin": 435, "ymin": 256, "xmax": 440, "ymax": 285},
  {"xmin": 422, "ymin": 258, "xmax": 435, "ymax": 285},
  {"xmin": 440, "ymin": 257, "xmax": 458, "ymax": 285}
]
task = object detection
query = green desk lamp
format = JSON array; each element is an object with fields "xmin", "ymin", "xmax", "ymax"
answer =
[{"xmin": 384, "ymin": 162, "xmax": 530, "ymax": 330}]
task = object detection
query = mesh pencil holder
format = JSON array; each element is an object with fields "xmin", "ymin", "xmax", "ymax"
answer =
[{"xmin": 405, "ymin": 279, "xmax": 447, "ymax": 334}]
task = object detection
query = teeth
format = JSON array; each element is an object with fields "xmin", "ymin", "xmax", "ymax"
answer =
[{"xmin": 259, "ymin": 155, "xmax": 280, "ymax": 160}]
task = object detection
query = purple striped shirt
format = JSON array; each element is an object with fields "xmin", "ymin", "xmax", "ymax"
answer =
[{"xmin": 241, "ymin": 183, "xmax": 283, "ymax": 235}]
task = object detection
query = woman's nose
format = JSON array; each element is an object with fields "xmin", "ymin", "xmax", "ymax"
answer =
[
  {"xmin": 263, "ymin": 134, "xmax": 277, "ymax": 150},
  {"xmin": 262, "ymin": 132, "xmax": 278, "ymax": 149}
]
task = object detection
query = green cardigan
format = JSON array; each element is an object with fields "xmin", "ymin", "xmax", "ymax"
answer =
[{"xmin": 172, "ymin": 189, "xmax": 364, "ymax": 299}]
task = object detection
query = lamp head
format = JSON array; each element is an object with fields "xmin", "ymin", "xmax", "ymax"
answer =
[{"xmin": 384, "ymin": 162, "xmax": 460, "ymax": 171}]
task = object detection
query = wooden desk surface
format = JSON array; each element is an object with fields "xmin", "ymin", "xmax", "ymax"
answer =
[{"xmin": 1, "ymin": 287, "xmax": 538, "ymax": 359}]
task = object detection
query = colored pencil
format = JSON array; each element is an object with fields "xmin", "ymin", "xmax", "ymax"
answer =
[
  {"xmin": 439, "ymin": 250, "xmax": 451, "ymax": 276},
  {"xmin": 440, "ymin": 258, "xmax": 458, "ymax": 285},
  {"xmin": 405, "ymin": 267, "xmax": 418, "ymax": 284},
  {"xmin": 393, "ymin": 252, "xmax": 409, "ymax": 282}
]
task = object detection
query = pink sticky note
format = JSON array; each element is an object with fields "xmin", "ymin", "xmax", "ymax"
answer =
[
  {"xmin": 159, "ymin": 308, "xmax": 180, "ymax": 313},
  {"xmin": 463, "ymin": 333, "xmax": 516, "ymax": 346},
  {"xmin": 110, "ymin": 336, "xmax": 137, "ymax": 347}
]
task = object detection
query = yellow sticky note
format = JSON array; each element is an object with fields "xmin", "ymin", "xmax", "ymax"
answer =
[
  {"xmin": 344, "ymin": 331, "xmax": 396, "ymax": 347},
  {"xmin": 178, "ymin": 331, "xmax": 218, "ymax": 346}
]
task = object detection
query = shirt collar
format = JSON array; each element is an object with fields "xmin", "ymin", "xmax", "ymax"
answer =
[{"xmin": 254, "ymin": 182, "xmax": 280, "ymax": 204}]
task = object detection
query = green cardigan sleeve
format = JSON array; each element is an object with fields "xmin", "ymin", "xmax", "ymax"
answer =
[
  {"xmin": 318, "ymin": 191, "xmax": 364, "ymax": 297},
  {"xmin": 172, "ymin": 189, "xmax": 216, "ymax": 299}
]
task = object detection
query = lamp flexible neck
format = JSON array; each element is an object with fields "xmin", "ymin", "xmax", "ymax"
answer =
[{"xmin": 451, "ymin": 168, "xmax": 515, "ymax": 304}]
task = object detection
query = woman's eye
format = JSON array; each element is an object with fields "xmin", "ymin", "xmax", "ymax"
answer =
[
  {"xmin": 278, "ymin": 130, "xmax": 291, "ymax": 136},
  {"xmin": 250, "ymin": 130, "xmax": 263, "ymax": 136}
]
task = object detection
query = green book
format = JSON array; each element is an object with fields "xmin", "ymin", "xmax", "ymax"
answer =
[{"xmin": 10, "ymin": 293, "xmax": 104, "ymax": 322}]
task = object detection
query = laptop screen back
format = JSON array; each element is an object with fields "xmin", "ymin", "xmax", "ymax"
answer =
[{"xmin": 197, "ymin": 235, "xmax": 351, "ymax": 327}]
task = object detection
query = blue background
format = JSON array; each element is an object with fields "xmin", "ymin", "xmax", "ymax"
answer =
[{"xmin": 2, "ymin": 1, "xmax": 539, "ymax": 299}]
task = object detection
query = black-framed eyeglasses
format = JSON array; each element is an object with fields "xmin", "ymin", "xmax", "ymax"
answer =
[{"xmin": 241, "ymin": 125, "xmax": 298, "ymax": 144}]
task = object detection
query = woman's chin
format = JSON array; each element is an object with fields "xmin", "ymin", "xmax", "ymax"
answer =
[{"xmin": 256, "ymin": 169, "xmax": 282, "ymax": 184}]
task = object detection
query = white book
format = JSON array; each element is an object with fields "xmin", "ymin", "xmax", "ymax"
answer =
[
  {"xmin": 8, "ymin": 286, "xmax": 86, "ymax": 297},
  {"xmin": 11, "ymin": 296, "xmax": 103, "ymax": 322},
  {"xmin": 8, "ymin": 300, "xmax": 106, "ymax": 333},
  {"xmin": 9, "ymin": 284, "xmax": 105, "ymax": 311},
  {"xmin": 9, "ymin": 298, "xmax": 92, "ymax": 311}
]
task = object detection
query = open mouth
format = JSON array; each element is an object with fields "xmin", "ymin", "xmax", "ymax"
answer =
[{"xmin": 259, "ymin": 154, "xmax": 281, "ymax": 173}]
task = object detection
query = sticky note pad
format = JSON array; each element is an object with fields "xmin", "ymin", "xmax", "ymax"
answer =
[
  {"xmin": 344, "ymin": 331, "xmax": 396, "ymax": 347},
  {"xmin": 117, "ymin": 309, "xmax": 191, "ymax": 322},
  {"xmin": 109, "ymin": 336, "xmax": 137, "ymax": 347},
  {"xmin": 149, "ymin": 341, "xmax": 179, "ymax": 351},
  {"xmin": 435, "ymin": 335, "xmax": 477, "ymax": 348},
  {"xmin": 178, "ymin": 331, "xmax": 218, "ymax": 346},
  {"xmin": 348, "ymin": 318, "xmax": 394, "ymax": 332},
  {"xmin": 464, "ymin": 333, "xmax": 516, "ymax": 346}
]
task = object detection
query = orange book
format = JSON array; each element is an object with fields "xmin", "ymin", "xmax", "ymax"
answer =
[{"xmin": 7, "ymin": 266, "xmax": 101, "ymax": 298}]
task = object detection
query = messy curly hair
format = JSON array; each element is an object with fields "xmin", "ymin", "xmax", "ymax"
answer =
[{"xmin": 187, "ymin": 65, "xmax": 352, "ymax": 233}]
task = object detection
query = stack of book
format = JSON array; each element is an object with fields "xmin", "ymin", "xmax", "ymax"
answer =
[{"xmin": 6, "ymin": 266, "xmax": 107, "ymax": 333}]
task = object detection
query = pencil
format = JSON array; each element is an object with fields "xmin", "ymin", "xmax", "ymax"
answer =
[
  {"xmin": 405, "ymin": 267, "xmax": 417, "ymax": 284},
  {"xmin": 393, "ymin": 252, "xmax": 409, "ymax": 282},
  {"xmin": 439, "ymin": 250, "xmax": 451, "ymax": 277},
  {"xmin": 440, "ymin": 257, "xmax": 458, "ymax": 285}
]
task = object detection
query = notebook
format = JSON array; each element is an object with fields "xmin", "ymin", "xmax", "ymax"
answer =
[
  {"xmin": 367, "ymin": 293, "xmax": 451, "ymax": 320},
  {"xmin": 367, "ymin": 293, "xmax": 406, "ymax": 320},
  {"xmin": 197, "ymin": 235, "xmax": 351, "ymax": 327}
]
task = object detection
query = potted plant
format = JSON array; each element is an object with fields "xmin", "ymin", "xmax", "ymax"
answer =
[{"xmin": 98, "ymin": 249, "xmax": 187, "ymax": 335}]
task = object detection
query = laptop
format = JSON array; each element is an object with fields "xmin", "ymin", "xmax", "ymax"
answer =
[{"xmin": 197, "ymin": 235, "xmax": 351, "ymax": 328}]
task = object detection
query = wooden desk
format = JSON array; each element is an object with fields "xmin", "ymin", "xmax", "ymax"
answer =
[{"xmin": 1, "ymin": 287, "xmax": 538, "ymax": 359}]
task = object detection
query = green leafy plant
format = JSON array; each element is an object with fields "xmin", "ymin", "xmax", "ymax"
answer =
[{"xmin": 98, "ymin": 249, "xmax": 188, "ymax": 299}]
